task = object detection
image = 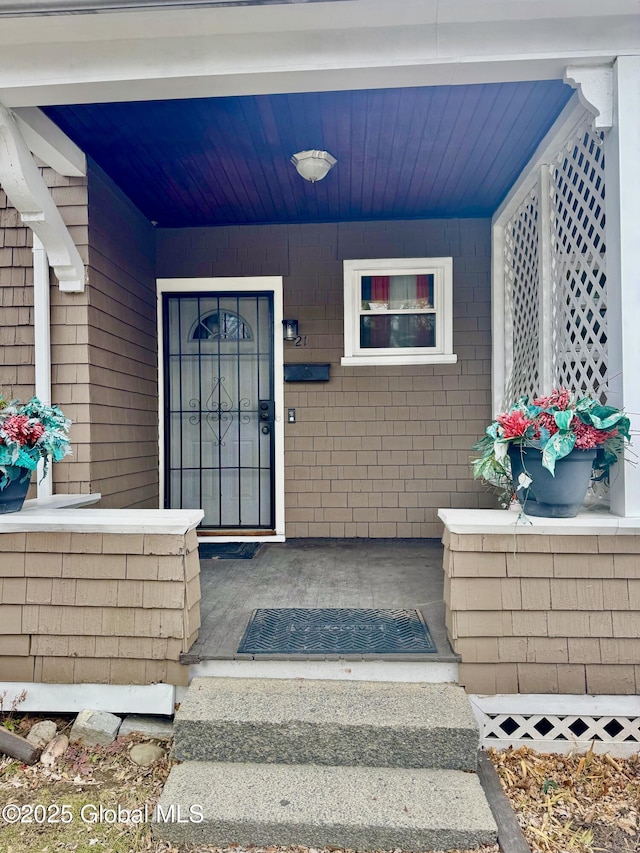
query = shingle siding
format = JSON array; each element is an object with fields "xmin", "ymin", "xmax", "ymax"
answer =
[
  {"xmin": 444, "ymin": 528, "xmax": 640, "ymax": 694},
  {"xmin": 157, "ymin": 218, "xmax": 494, "ymax": 537}
]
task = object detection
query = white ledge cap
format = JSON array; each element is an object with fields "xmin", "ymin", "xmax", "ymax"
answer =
[
  {"xmin": 438, "ymin": 508, "xmax": 640, "ymax": 536},
  {"xmin": 0, "ymin": 501, "xmax": 204, "ymax": 534}
]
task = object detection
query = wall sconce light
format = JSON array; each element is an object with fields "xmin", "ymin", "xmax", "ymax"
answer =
[
  {"xmin": 283, "ymin": 319, "xmax": 299, "ymax": 341},
  {"xmin": 290, "ymin": 149, "xmax": 337, "ymax": 182}
]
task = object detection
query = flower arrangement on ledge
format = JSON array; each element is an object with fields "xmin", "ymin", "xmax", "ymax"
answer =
[
  {"xmin": 0, "ymin": 395, "xmax": 72, "ymax": 491},
  {"xmin": 472, "ymin": 389, "xmax": 631, "ymax": 513}
]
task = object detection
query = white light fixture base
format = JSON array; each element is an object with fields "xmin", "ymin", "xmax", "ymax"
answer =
[{"xmin": 290, "ymin": 149, "xmax": 337, "ymax": 183}]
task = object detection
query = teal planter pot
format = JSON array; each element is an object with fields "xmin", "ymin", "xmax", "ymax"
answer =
[
  {"xmin": 508, "ymin": 445, "xmax": 597, "ymax": 518},
  {"xmin": 0, "ymin": 467, "xmax": 31, "ymax": 514}
]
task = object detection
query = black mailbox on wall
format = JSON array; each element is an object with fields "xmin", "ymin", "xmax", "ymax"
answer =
[{"xmin": 283, "ymin": 363, "xmax": 331, "ymax": 382}]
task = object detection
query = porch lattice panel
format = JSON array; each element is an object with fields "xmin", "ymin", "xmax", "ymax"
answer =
[
  {"xmin": 480, "ymin": 713, "xmax": 640, "ymax": 757},
  {"xmin": 503, "ymin": 184, "xmax": 540, "ymax": 406},
  {"xmin": 549, "ymin": 120, "xmax": 608, "ymax": 401},
  {"xmin": 497, "ymin": 111, "xmax": 609, "ymax": 414}
]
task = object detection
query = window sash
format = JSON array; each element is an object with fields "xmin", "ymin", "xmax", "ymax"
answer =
[
  {"xmin": 355, "ymin": 266, "xmax": 444, "ymax": 355},
  {"xmin": 342, "ymin": 257, "xmax": 455, "ymax": 365}
]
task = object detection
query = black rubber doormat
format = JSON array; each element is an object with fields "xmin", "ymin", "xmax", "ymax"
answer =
[
  {"xmin": 237, "ymin": 608, "xmax": 437, "ymax": 655},
  {"xmin": 198, "ymin": 542, "xmax": 261, "ymax": 560}
]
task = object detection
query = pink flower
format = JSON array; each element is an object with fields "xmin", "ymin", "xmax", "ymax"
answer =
[
  {"xmin": 497, "ymin": 410, "xmax": 534, "ymax": 439},
  {"xmin": 2, "ymin": 415, "xmax": 45, "ymax": 447},
  {"xmin": 573, "ymin": 422, "xmax": 618, "ymax": 449},
  {"xmin": 533, "ymin": 388, "xmax": 571, "ymax": 410},
  {"xmin": 537, "ymin": 412, "xmax": 559, "ymax": 436}
]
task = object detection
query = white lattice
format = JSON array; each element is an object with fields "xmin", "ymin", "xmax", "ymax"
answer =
[
  {"xmin": 503, "ymin": 184, "xmax": 540, "ymax": 406},
  {"xmin": 549, "ymin": 121, "xmax": 608, "ymax": 401},
  {"xmin": 480, "ymin": 713, "xmax": 640, "ymax": 757},
  {"xmin": 495, "ymin": 108, "xmax": 610, "ymax": 416}
]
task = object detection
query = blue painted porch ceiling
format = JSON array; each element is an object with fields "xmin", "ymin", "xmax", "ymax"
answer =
[{"xmin": 45, "ymin": 81, "xmax": 572, "ymax": 228}]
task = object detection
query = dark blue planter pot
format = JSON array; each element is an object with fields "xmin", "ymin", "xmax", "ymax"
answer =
[
  {"xmin": 0, "ymin": 468, "xmax": 31, "ymax": 514},
  {"xmin": 508, "ymin": 445, "xmax": 597, "ymax": 518}
]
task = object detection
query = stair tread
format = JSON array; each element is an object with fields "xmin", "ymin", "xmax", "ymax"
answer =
[
  {"xmin": 153, "ymin": 762, "xmax": 498, "ymax": 850},
  {"xmin": 178, "ymin": 677, "xmax": 476, "ymax": 729},
  {"xmin": 174, "ymin": 677, "xmax": 478, "ymax": 769}
]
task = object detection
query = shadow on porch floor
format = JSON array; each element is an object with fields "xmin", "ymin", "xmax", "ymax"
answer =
[{"xmin": 183, "ymin": 538, "xmax": 456, "ymax": 663}]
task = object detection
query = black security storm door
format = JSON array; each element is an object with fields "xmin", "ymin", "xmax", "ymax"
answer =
[{"xmin": 164, "ymin": 292, "xmax": 275, "ymax": 529}]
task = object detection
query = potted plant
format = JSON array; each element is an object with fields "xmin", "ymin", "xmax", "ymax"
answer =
[
  {"xmin": 472, "ymin": 388, "xmax": 631, "ymax": 517},
  {"xmin": 0, "ymin": 395, "xmax": 72, "ymax": 513}
]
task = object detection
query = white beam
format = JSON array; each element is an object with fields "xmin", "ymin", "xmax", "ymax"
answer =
[
  {"xmin": 12, "ymin": 107, "xmax": 86, "ymax": 177},
  {"xmin": 605, "ymin": 56, "xmax": 640, "ymax": 517},
  {"xmin": 0, "ymin": 61, "xmax": 579, "ymax": 109},
  {"xmin": 538, "ymin": 165, "xmax": 553, "ymax": 395},
  {"xmin": 0, "ymin": 104, "xmax": 86, "ymax": 291},
  {"xmin": 490, "ymin": 222, "xmax": 506, "ymax": 416},
  {"xmin": 0, "ymin": 1, "xmax": 637, "ymax": 107},
  {"xmin": 32, "ymin": 235, "xmax": 53, "ymax": 499}
]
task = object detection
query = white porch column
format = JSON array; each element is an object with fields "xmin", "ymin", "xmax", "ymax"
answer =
[
  {"xmin": 32, "ymin": 234, "xmax": 53, "ymax": 499},
  {"xmin": 605, "ymin": 56, "xmax": 640, "ymax": 517}
]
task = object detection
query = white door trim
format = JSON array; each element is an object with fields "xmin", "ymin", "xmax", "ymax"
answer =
[{"xmin": 157, "ymin": 276, "xmax": 285, "ymax": 542}]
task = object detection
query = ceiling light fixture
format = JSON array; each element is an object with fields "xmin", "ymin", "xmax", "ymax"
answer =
[{"xmin": 290, "ymin": 149, "xmax": 337, "ymax": 183}]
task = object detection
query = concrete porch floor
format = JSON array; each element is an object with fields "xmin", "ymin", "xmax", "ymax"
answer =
[{"xmin": 184, "ymin": 538, "xmax": 455, "ymax": 663}]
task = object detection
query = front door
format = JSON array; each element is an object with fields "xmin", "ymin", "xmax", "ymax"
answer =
[{"xmin": 163, "ymin": 291, "xmax": 275, "ymax": 530}]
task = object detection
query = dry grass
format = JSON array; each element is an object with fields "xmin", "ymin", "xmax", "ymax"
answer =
[{"xmin": 490, "ymin": 744, "xmax": 640, "ymax": 852}]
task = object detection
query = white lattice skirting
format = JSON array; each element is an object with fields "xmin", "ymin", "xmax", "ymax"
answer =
[{"xmin": 471, "ymin": 694, "xmax": 640, "ymax": 758}]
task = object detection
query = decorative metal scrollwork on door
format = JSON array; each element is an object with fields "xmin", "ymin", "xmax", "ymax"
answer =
[{"xmin": 188, "ymin": 378, "xmax": 251, "ymax": 447}]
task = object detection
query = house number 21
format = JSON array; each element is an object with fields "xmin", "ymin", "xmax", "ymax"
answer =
[{"xmin": 294, "ymin": 335, "xmax": 308, "ymax": 347}]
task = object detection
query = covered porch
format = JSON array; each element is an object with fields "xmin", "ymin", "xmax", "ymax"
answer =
[
  {"xmin": 3, "ymin": 4, "xmax": 638, "ymax": 537},
  {"xmin": 0, "ymin": 0, "xmax": 639, "ymax": 713}
]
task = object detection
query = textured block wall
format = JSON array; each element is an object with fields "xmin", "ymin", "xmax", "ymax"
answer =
[
  {"xmin": 444, "ymin": 529, "xmax": 640, "ymax": 694},
  {"xmin": 0, "ymin": 529, "xmax": 199, "ymax": 686},
  {"xmin": 157, "ymin": 219, "xmax": 494, "ymax": 537}
]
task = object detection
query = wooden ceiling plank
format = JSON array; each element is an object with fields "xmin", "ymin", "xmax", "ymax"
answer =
[
  {"xmin": 479, "ymin": 81, "xmax": 572, "ymax": 210},
  {"xmin": 43, "ymin": 81, "xmax": 573, "ymax": 227}
]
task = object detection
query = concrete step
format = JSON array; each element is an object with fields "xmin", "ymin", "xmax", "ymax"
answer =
[
  {"xmin": 153, "ymin": 761, "xmax": 498, "ymax": 851},
  {"xmin": 174, "ymin": 677, "xmax": 479, "ymax": 770}
]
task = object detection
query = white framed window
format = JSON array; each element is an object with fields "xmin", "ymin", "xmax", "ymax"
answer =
[{"xmin": 341, "ymin": 257, "xmax": 456, "ymax": 366}]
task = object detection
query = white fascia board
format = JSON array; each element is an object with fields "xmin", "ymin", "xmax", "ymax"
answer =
[
  {"xmin": 0, "ymin": 5, "xmax": 636, "ymax": 107},
  {"xmin": 12, "ymin": 107, "xmax": 86, "ymax": 176},
  {"xmin": 0, "ymin": 1, "xmax": 635, "ymax": 45},
  {"xmin": 435, "ymin": 16, "xmax": 638, "ymax": 62},
  {"xmin": 0, "ymin": 61, "xmax": 580, "ymax": 110},
  {"xmin": 436, "ymin": 0, "xmax": 640, "ymax": 24}
]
